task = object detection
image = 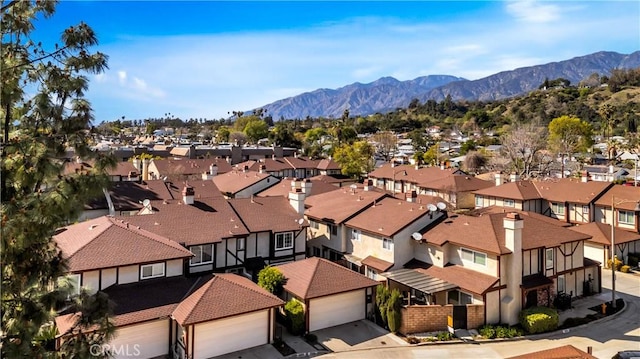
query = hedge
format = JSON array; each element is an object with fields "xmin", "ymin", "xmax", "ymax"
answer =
[{"xmin": 519, "ymin": 306, "xmax": 559, "ymax": 334}]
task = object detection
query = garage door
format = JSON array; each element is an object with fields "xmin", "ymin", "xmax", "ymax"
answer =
[
  {"xmin": 193, "ymin": 310, "xmax": 269, "ymax": 359},
  {"xmin": 110, "ymin": 319, "xmax": 169, "ymax": 359},
  {"xmin": 309, "ymin": 289, "xmax": 365, "ymax": 331}
]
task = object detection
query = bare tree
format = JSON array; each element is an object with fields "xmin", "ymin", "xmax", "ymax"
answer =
[
  {"xmin": 463, "ymin": 151, "xmax": 487, "ymax": 174},
  {"xmin": 499, "ymin": 123, "xmax": 548, "ymax": 178},
  {"xmin": 372, "ymin": 131, "xmax": 398, "ymax": 161}
]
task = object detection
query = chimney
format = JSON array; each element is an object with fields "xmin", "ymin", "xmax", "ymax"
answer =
[
  {"xmin": 391, "ymin": 162, "xmax": 396, "ymax": 168},
  {"xmin": 132, "ymin": 157, "xmax": 140, "ymax": 171},
  {"xmin": 272, "ymin": 154, "xmax": 276, "ymax": 160},
  {"xmin": 405, "ymin": 190, "xmax": 418, "ymax": 203},
  {"xmin": 510, "ymin": 172, "xmax": 519, "ymax": 182},
  {"xmin": 302, "ymin": 178, "xmax": 313, "ymax": 195},
  {"xmin": 243, "ymin": 165, "xmax": 249, "ymax": 173},
  {"xmin": 226, "ymin": 156, "xmax": 232, "ymax": 164},
  {"xmin": 289, "ymin": 188, "xmax": 305, "ymax": 215},
  {"xmin": 440, "ymin": 162, "xmax": 445, "ymax": 170},
  {"xmin": 495, "ymin": 172, "xmax": 503, "ymax": 187},
  {"xmin": 182, "ymin": 185, "xmax": 195, "ymax": 205},
  {"xmin": 142, "ymin": 158, "xmax": 150, "ymax": 181},
  {"xmin": 502, "ymin": 212, "xmax": 523, "ymax": 325},
  {"xmin": 189, "ymin": 144, "xmax": 196, "ymax": 159},
  {"xmin": 415, "ymin": 164, "xmax": 420, "ymax": 170},
  {"xmin": 75, "ymin": 156, "xmax": 82, "ymax": 164},
  {"xmin": 259, "ymin": 164, "xmax": 267, "ymax": 174},
  {"xmin": 364, "ymin": 179, "xmax": 373, "ymax": 191},
  {"xmin": 608, "ymin": 165, "xmax": 614, "ymax": 174},
  {"xmin": 581, "ymin": 170, "xmax": 589, "ymax": 183},
  {"xmin": 290, "ymin": 178, "xmax": 300, "ymax": 191}
]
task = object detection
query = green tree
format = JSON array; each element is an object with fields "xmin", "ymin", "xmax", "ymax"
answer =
[
  {"xmin": 243, "ymin": 119, "xmax": 269, "ymax": 144},
  {"xmin": 1, "ymin": 1, "xmax": 115, "ymax": 357},
  {"xmin": 333, "ymin": 140, "xmax": 375, "ymax": 178},
  {"xmin": 423, "ymin": 142, "xmax": 441, "ymax": 166},
  {"xmin": 216, "ymin": 126, "xmax": 230, "ymax": 143},
  {"xmin": 257, "ymin": 266, "xmax": 286, "ymax": 295},
  {"xmin": 548, "ymin": 115, "xmax": 594, "ymax": 155},
  {"xmin": 376, "ymin": 285, "xmax": 390, "ymax": 327},
  {"xmin": 386, "ymin": 289, "xmax": 403, "ymax": 333},
  {"xmin": 284, "ymin": 299, "xmax": 305, "ymax": 335}
]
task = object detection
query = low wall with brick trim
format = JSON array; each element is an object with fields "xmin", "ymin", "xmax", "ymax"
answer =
[{"xmin": 400, "ymin": 304, "xmax": 485, "ymax": 335}]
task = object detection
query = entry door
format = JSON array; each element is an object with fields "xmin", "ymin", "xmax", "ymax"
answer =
[
  {"xmin": 526, "ymin": 290, "xmax": 538, "ymax": 308},
  {"xmin": 452, "ymin": 305, "xmax": 467, "ymax": 329}
]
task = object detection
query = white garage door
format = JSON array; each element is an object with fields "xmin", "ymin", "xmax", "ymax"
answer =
[
  {"xmin": 309, "ymin": 289, "xmax": 365, "ymax": 332},
  {"xmin": 110, "ymin": 319, "xmax": 169, "ymax": 359},
  {"xmin": 193, "ymin": 310, "xmax": 269, "ymax": 359}
]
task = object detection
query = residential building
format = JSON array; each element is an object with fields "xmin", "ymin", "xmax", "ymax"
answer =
[{"xmin": 212, "ymin": 168, "xmax": 279, "ymax": 199}]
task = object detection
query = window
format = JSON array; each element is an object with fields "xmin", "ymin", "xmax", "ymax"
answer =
[
  {"xmin": 190, "ymin": 244, "xmax": 213, "ymax": 266},
  {"xmin": 618, "ymin": 210, "xmax": 636, "ymax": 225},
  {"xmin": 330, "ymin": 224, "xmax": 338, "ymax": 236},
  {"xmin": 352, "ymin": 228, "xmax": 361, "ymax": 241},
  {"xmin": 551, "ymin": 202, "xmax": 565, "ymax": 215},
  {"xmin": 366, "ymin": 268, "xmax": 376, "ymax": 279},
  {"xmin": 475, "ymin": 196, "xmax": 483, "ymax": 207},
  {"xmin": 312, "ymin": 247, "xmax": 321, "ymax": 257},
  {"xmin": 582, "ymin": 205, "xmax": 589, "ymax": 214},
  {"xmin": 310, "ymin": 220, "xmax": 319, "ymax": 229},
  {"xmin": 383, "ymin": 238, "xmax": 393, "ymax": 250},
  {"xmin": 504, "ymin": 199, "xmax": 515, "ymax": 207},
  {"xmin": 275, "ymin": 232, "xmax": 293, "ymax": 250},
  {"xmin": 461, "ymin": 248, "xmax": 486, "ymax": 266},
  {"xmin": 237, "ymin": 237, "xmax": 245, "ymax": 251},
  {"xmin": 141, "ymin": 262, "xmax": 165, "ymax": 279},
  {"xmin": 60, "ymin": 274, "xmax": 81, "ymax": 296},
  {"xmin": 545, "ymin": 248, "xmax": 554, "ymax": 269},
  {"xmin": 557, "ymin": 274, "xmax": 565, "ymax": 293},
  {"xmin": 447, "ymin": 290, "xmax": 472, "ymax": 305}
]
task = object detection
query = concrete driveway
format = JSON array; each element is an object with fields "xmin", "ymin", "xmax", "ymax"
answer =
[{"xmin": 312, "ymin": 320, "xmax": 408, "ymax": 352}]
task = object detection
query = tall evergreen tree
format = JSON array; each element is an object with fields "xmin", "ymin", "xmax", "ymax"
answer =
[{"xmin": 1, "ymin": 1, "xmax": 115, "ymax": 357}]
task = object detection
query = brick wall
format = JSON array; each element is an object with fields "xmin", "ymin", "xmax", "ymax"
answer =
[
  {"xmin": 466, "ymin": 304, "xmax": 485, "ymax": 329},
  {"xmin": 400, "ymin": 304, "xmax": 485, "ymax": 335}
]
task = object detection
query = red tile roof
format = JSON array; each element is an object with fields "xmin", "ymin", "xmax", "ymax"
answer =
[
  {"xmin": 63, "ymin": 160, "xmax": 138, "ymax": 178},
  {"xmin": 420, "ymin": 174, "xmax": 494, "ymax": 193},
  {"xmin": 414, "ymin": 264, "xmax": 499, "ymax": 296},
  {"xmin": 277, "ymin": 257, "xmax": 378, "ymax": 300},
  {"xmin": 54, "ymin": 216, "xmax": 193, "ymax": 272},
  {"xmin": 283, "ymin": 156, "xmax": 321, "ymax": 169},
  {"xmin": 172, "ymin": 274, "xmax": 283, "ymax": 325},
  {"xmin": 361, "ymin": 256, "xmax": 394, "ymax": 272},
  {"xmin": 304, "ymin": 186, "xmax": 387, "ymax": 224},
  {"xmin": 594, "ymin": 184, "xmax": 640, "ymax": 211},
  {"xmin": 568, "ymin": 222, "xmax": 640, "ymax": 246},
  {"xmin": 368, "ymin": 164, "xmax": 463, "ymax": 187},
  {"xmin": 212, "ymin": 170, "xmax": 278, "ymax": 195},
  {"xmin": 316, "ymin": 158, "xmax": 341, "ymax": 171},
  {"xmin": 475, "ymin": 179, "xmax": 613, "ymax": 204},
  {"xmin": 124, "ymin": 198, "xmax": 249, "ymax": 246},
  {"xmin": 507, "ymin": 345, "xmax": 597, "ymax": 359},
  {"xmin": 236, "ymin": 158, "xmax": 293, "ymax": 172},
  {"xmin": 257, "ymin": 177, "xmax": 338, "ymax": 198},
  {"xmin": 345, "ymin": 196, "xmax": 443, "ymax": 237},
  {"xmin": 228, "ymin": 196, "xmax": 307, "ymax": 233},
  {"xmin": 151, "ymin": 158, "xmax": 233, "ymax": 176},
  {"xmin": 473, "ymin": 180, "xmax": 543, "ymax": 200}
]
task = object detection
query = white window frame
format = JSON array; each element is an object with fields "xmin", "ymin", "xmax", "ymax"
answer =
[
  {"xmin": 582, "ymin": 205, "xmax": 589, "ymax": 214},
  {"xmin": 551, "ymin": 202, "xmax": 565, "ymax": 215},
  {"xmin": 352, "ymin": 228, "xmax": 361, "ymax": 241},
  {"xmin": 141, "ymin": 262, "xmax": 165, "ymax": 280},
  {"xmin": 545, "ymin": 248, "xmax": 554, "ymax": 270},
  {"xmin": 618, "ymin": 210, "xmax": 636, "ymax": 225},
  {"xmin": 310, "ymin": 220, "xmax": 319, "ymax": 229},
  {"xmin": 504, "ymin": 199, "xmax": 515, "ymax": 207},
  {"xmin": 461, "ymin": 247, "xmax": 487, "ymax": 266},
  {"xmin": 190, "ymin": 244, "xmax": 213, "ymax": 266},
  {"xmin": 366, "ymin": 267, "xmax": 376, "ymax": 279},
  {"xmin": 237, "ymin": 237, "xmax": 245, "ymax": 251},
  {"xmin": 475, "ymin": 195, "xmax": 483, "ymax": 207},
  {"xmin": 275, "ymin": 232, "xmax": 294, "ymax": 250},
  {"xmin": 447, "ymin": 289, "xmax": 473, "ymax": 305},
  {"xmin": 383, "ymin": 238, "xmax": 393, "ymax": 251},
  {"xmin": 557, "ymin": 274, "xmax": 565, "ymax": 293}
]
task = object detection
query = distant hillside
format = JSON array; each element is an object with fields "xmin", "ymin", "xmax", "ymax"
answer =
[{"xmin": 258, "ymin": 51, "xmax": 640, "ymax": 120}]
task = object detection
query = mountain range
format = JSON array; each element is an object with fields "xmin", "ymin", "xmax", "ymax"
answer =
[{"xmin": 256, "ymin": 51, "xmax": 640, "ymax": 120}]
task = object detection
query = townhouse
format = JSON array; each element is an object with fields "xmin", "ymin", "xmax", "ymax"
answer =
[{"xmin": 212, "ymin": 167, "xmax": 280, "ymax": 199}]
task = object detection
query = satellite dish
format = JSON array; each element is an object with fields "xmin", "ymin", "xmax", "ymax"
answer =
[
  {"xmin": 297, "ymin": 218, "xmax": 305, "ymax": 225},
  {"xmin": 436, "ymin": 202, "xmax": 447, "ymax": 210},
  {"xmin": 142, "ymin": 199, "xmax": 151, "ymax": 207},
  {"xmin": 427, "ymin": 204, "xmax": 437, "ymax": 212},
  {"xmin": 412, "ymin": 232, "xmax": 422, "ymax": 241}
]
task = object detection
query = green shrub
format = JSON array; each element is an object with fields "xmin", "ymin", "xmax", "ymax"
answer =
[
  {"xmin": 386, "ymin": 289, "xmax": 403, "ymax": 333},
  {"xmin": 284, "ymin": 299, "xmax": 305, "ymax": 335},
  {"xmin": 436, "ymin": 331, "xmax": 453, "ymax": 341},
  {"xmin": 495, "ymin": 325, "xmax": 509, "ymax": 338},
  {"xmin": 607, "ymin": 256, "xmax": 623, "ymax": 271},
  {"xmin": 479, "ymin": 325, "xmax": 496, "ymax": 339},
  {"xmin": 376, "ymin": 285, "xmax": 390, "ymax": 327},
  {"xmin": 621, "ymin": 265, "xmax": 631, "ymax": 273},
  {"xmin": 258, "ymin": 266, "xmax": 286, "ymax": 295},
  {"xmin": 519, "ymin": 306, "xmax": 559, "ymax": 334},
  {"xmin": 406, "ymin": 336, "xmax": 420, "ymax": 344}
]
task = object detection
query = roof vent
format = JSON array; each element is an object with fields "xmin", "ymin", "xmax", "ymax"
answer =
[{"xmin": 89, "ymin": 224, "xmax": 98, "ymax": 230}]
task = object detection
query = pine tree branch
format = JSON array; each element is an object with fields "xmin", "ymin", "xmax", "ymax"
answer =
[
  {"xmin": 0, "ymin": 0, "xmax": 19, "ymax": 13},
  {"xmin": 1, "ymin": 45, "xmax": 70, "ymax": 73}
]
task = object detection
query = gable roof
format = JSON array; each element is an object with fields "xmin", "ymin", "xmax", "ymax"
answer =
[
  {"xmin": 54, "ymin": 216, "xmax": 193, "ymax": 272},
  {"xmin": 474, "ymin": 179, "xmax": 612, "ymax": 204},
  {"xmin": 368, "ymin": 164, "xmax": 463, "ymax": 187},
  {"xmin": 316, "ymin": 158, "xmax": 341, "ymax": 171},
  {"xmin": 257, "ymin": 177, "xmax": 338, "ymax": 198},
  {"xmin": 594, "ymin": 184, "xmax": 640, "ymax": 211},
  {"xmin": 507, "ymin": 345, "xmax": 597, "ymax": 359},
  {"xmin": 212, "ymin": 170, "xmax": 278, "ymax": 195},
  {"xmin": 277, "ymin": 257, "xmax": 378, "ymax": 300},
  {"xmin": 345, "ymin": 196, "xmax": 443, "ymax": 237},
  {"xmin": 568, "ymin": 222, "xmax": 640, "ymax": 246},
  {"xmin": 124, "ymin": 198, "xmax": 249, "ymax": 246},
  {"xmin": 63, "ymin": 160, "xmax": 138, "ymax": 178},
  {"xmin": 151, "ymin": 158, "xmax": 233, "ymax": 177},
  {"xmin": 172, "ymin": 274, "xmax": 283, "ymax": 325},
  {"xmin": 420, "ymin": 174, "xmax": 494, "ymax": 193},
  {"xmin": 304, "ymin": 186, "xmax": 387, "ymax": 224},
  {"xmin": 236, "ymin": 158, "xmax": 293, "ymax": 172},
  {"xmin": 405, "ymin": 260, "xmax": 499, "ymax": 296},
  {"xmin": 228, "ymin": 196, "xmax": 307, "ymax": 233},
  {"xmin": 283, "ymin": 156, "xmax": 320, "ymax": 169},
  {"xmin": 474, "ymin": 180, "xmax": 543, "ymax": 200}
]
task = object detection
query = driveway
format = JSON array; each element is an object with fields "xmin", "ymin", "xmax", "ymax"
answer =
[{"xmin": 312, "ymin": 320, "xmax": 407, "ymax": 352}]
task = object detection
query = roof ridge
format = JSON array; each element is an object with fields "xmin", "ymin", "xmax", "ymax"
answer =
[
  {"xmin": 303, "ymin": 257, "xmax": 323, "ymax": 299},
  {"xmin": 218, "ymin": 273, "xmax": 281, "ymax": 302},
  {"xmin": 107, "ymin": 217, "xmax": 192, "ymax": 255},
  {"xmin": 182, "ymin": 276, "xmax": 216, "ymax": 325},
  {"xmin": 61, "ymin": 216, "xmax": 113, "ymax": 261}
]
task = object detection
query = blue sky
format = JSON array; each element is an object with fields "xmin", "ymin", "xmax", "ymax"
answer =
[{"xmin": 34, "ymin": 1, "xmax": 640, "ymax": 123}]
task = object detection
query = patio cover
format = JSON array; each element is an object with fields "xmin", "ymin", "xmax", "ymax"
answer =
[{"xmin": 382, "ymin": 268, "xmax": 458, "ymax": 294}]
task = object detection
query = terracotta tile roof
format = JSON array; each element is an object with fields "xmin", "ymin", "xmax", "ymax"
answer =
[
  {"xmin": 212, "ymin": 170, "xmax": 278, "ymax": 195},
  {"xmin": 568, "ymin": 222, "xmax": 640, "ymax": 246},
  {"xmin": 228, "ymin": 196, "xmax": 307, "ymax": 233},
  {"xmin": 361, "ymin": 256, "xmax": 394, "ymax": 272},
  {"xmin": 236, "ymin": 158, "xmax": 293, "ymax": 172},
  {"xmin": 473, "ymin": 180, "xmax": 543, "ymax": 200},
  {"xmin": 172, "ymin": 274, "xmax": 283, "ymax": 325},
  {"xmin": 424, "ymin": 210, "xmax": 592, "ymax": 253},
  {"xmin": 304, "ymin": 186, "xmax": 387, "ymax": 224},
  {"xmin": 124, "ymin": 198, "xmax": 249, "ymax": 246},
  {"xmin": 277, "ymin": 257, "xmax": 378, "ymax": 300},
  {"xmin": 420, "ymin": 174, "xmax": 494, "ymax": 193},
  {"xmin": 345, "ymin": 196, "xmax": 443, "ymax": 237},
  {"xmin": 594, "ymin": 184, "xmax": 640, "ymax": 211},
  {"xmin": 468, "ymin": 207, "xmax": 571, "ymax": 227},
  {"xmin": 151, "ymin": 158, "xmax": 233, "ymax": 176},
  {"xmin": 532, "ymin": 179, "xmax": 612, "ymax": 204},
  {"xmin": 54, "ymin": 216, "xmax": 193, "ymax": 272},
  {"xmin": 316, "ymin": 158, "xmax": 341, "ymax": 171},
  {"xmin": 257, "ymin": 177, "xmax": 338, "ymax": 198},
  {"xmin": 507, "ymin": 344, "xmax": 597, "ymax": 359},
  {"xmin": 405, "ymin": 260, "xmax": 499, "ymax": 296},
  {"xmin": 310, "ymin": 174, "xmax": 357, "ymax": 185},
  {"xmin": 283, "ymin": 156, "xmax": 320, "ymax": 169},
  {"xmin": 368, "ymin": 164, "xmax": 463, "ymax": 187}
]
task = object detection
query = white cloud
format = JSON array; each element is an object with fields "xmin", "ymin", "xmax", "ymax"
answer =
[
  {"xmin": 506, "ymin": 0, "xmax": 562, "ymax": 23},
  {"xmin": 117, "ymin": 70, "xmax": 127, "ymax": 85}
]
